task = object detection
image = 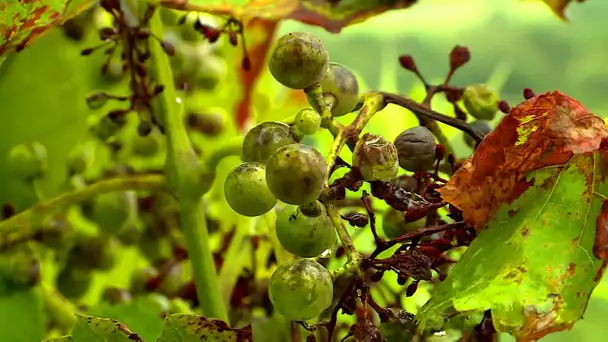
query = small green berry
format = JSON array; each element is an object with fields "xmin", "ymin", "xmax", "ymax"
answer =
[
  {"xmin": 295, "ymin": 108, "xmax": 321, "ymax": 135},
  {"xmin": 353, "ymin": 133, "xmax": 399, "ymax": 182},
  {"xmin": 269, "ymin": 32, "xmax": 329, "ymax": 90},
  {"xmin": 242, "ymin": 121, "xmax": 298, "ymax": 164},
  {"xmin": 66, "ymin": 144, "xmax": 92, "ymax": 175},
  {"xmin": 7, "ymin": 142, "xmax": 48, "ymax": 181},
  {"xmin": 224, "ymin": 162, "xmax": 277, "ymax": 217},
  {"xmin": 462, "ymin": 84, "xmax": 499, "ymax": 120},
  {"xmin": 265, "ymin": 144, "xmax": 327, "ymax": 205},
  {"xmin": 382, "ymin": 209, "xmax": 426, "ymax": 240}
]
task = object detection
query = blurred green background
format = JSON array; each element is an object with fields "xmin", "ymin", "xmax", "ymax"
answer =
[{"xmin": 0, "ymin": 0, "xmax": 606, "ymax": 340}]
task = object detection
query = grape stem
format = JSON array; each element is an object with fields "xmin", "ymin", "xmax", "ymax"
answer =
[
  {"xmin": 148, "ymin": 9, "xmax": 228, "ymax": 322},
  {"xmin": 0, "ymin": 174, "xmax": 165, "ymax": 234}
]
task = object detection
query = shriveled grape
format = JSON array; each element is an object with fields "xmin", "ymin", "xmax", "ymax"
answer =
[
  {"xmin": 225, "ymin": 162, "xmax": 277, "ymax": 217},
  {"xmin": 353, "ymin": 133, "xmax": 399, "ymax": 181},
  {"xmin": 242, "ymin": 121, "xmax": 298, "ymax": 164},
  {"xmin": 276, "ymin": 201, "xmax": 336, "ymax": 257},
  {"xmin": 269, "ymin": 259, "xmax": 333, "ymax": 321},
  {"xmin": 394, "ymin": 126, "xmax": 436, "ymax": 172},
  {"xmin": 266, "ymin": 144, "xmax": 327, "ymax": 205}
]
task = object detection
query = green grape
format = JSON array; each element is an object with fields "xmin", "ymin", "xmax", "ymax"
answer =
[
  {"xmin": 66, "ymin": 144, "xmax": 92, "ymax": 175},
  {"xmin": 352, "ymin": 133, "xmax": 399, "ymax": 182},
  {"xmin": 317, "ymin": 62, "xmax": 360, "ymax": 117},
  {"xmin": 268, "ymin": 32, "xmax": 329, "ymax": 90},
  {"xmin": 463, "ymin": 120, "xmax": 492, "ymax": 148},
  {"xmin": 7, "ymin": 142, "xmax": 47, "ymax": 181},
  {"xmin": 0, "ymin": 247, "xmax": 40, "ymax": 288},
  {"xmin": 158, "ymin": 263, "xmax": 183, "ymax": 297},
  {"xmin": 140, "ymin": 293, "xmax": 171, "ymax": 314},
  {"xmin": 394, "ymin": 126, "xmax": 437, "ymax": 172},
  {"xmin": 67, "ymin": 235, "xmax": 117, "ymax": 271},
  {"xmin": 194, "ymin": 53, "xmax": 227, "ymax": 91},
  {"xmin": 275, "ymin": 201, "xmax": 336, "ymax": 258},
  {"xmin": 266, "ymin": 144, "xmax": 327, "ymax": 205},
  {"xmin": 116, "ymin": 221, "xmax": 144, "ymax": 246},
  {"xmin": 90, "ymin": 115, "xmax": 124, "ymax": 141},
  {"xmin": 268, "ymin": 259, "xmax": 333, "ymax": 321},
  {"xmin": 91, "ymin": 191, "xmax": 135, "ymax": 236},
  {"xmin": 35, "ymin": 214, "xmax": 74, "ymax": 250},
  {"xmin": 139, "ymin": 232, "xmax": 172, "ymax": 264},
  {"xmin": 462, "ymin": 84, "xmax": 499, "ymax": 120},
  {"xmin": 132, "ymin": 133, "xmax": 161, "ymax": 157},
  {"xmin": 224, "ymin": 162, "xmax": 277, "ymax": 217},
  {"xmin": 169, "ymin": 298, "xmax": 193, "ymax": 314},
  {"xmin": 187, "ymin": 111, "xmax": 225, "ymax": 137},
  {"xmin": 382, "ymin": 209, "xmax": 426, "ymax": 240},
  {"xmin": 294, "ymin": 108, "xmax": 321, "ymax": 135},
  {"xmin": 56, "ymin": 266, "xmax": 91, "ymax": 300},
  {"xmin": 102, "ymin": 287, "xmax": 132, "ymax": 305},
  {"xmin": 130, "ymin": 267, "xmax": 159, "ymax": 295},
  {"xmin": 242, "ymin": 121, "xmax": 298, "ymax": 164}
]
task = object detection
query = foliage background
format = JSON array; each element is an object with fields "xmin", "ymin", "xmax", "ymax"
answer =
[{"xmin": 0, "ymin": 0, "xmax": 606, "ymax": 340}]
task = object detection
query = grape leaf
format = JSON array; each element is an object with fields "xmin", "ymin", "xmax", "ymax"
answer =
[
  {"xmin": 418, "ymin": 91, "xmax": 608, "ymax": 340},
  {"xmin": 540, "ymin": 0, "xmax": 586, "ymax": 20},
  {"xmin": 0, "ymin": 0, "xmax": 95, "ymax": 55},
  {"xmin": 156, "ymin": 313, "xmax": 253, "ymax": 341},
  {"xmin": 46, "ymin": 314, "xmax": 144, "ymax": 341},
  {"xmin": 160, "ymin": 0, "xmax": 418, "ymax": 32}
]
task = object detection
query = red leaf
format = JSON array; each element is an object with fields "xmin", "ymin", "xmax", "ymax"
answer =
[
  {"xmin": 438, "ymin": 91, "xmax": 608, "ymax": 230},
  {"xmin": 234, "ymin": 19, "xmax": 279, "ymax": 131},
  {"xmin": 0, "ymin": 0, "xmax": 96, "ymax": 55}
]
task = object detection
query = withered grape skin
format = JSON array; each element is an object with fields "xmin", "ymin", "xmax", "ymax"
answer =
[
  {"xmin": 462, "ymin": 83, "xmax": 499, "ymax": 120},
  {"xmin": 382, "ymin": 208, "xmax": 426, "ymax": 240},
  {"xmin": 318, "ymin": 62, "xmax": 360, "ymax": 117},
  {"xmin": 224, "ymin": 162, "xmax": 277, "ymax": 217},
  {"xmin": 276, "ymin": 201, "xmax": 336, "ymax": 258},
  {"xmin": 295, "ymin": 108, "xmax": 322, "ymax": 135},
  {"xmin": 463, "ymin": 120, "xmax": 492, "ymax": 148},
  {"xmin": 268, "ymin": 259, "xmax": 333, "ymax": 321},
  {"xmin": 352, "ymin": 133, "xmax": 399, "ymax": 182},
  {"xmin": 265, "ymin": 144, "xmax": 327, "ymax": 205},
  {"xmin": 242, "ymin": 121, "xmax": 298, "ymax": 164},
  {"xmin": 268, "ymin": 32, "xmax": 329, "ymax": 89},
  {"xmin": 394, "ymin": 126, "xmax": 437, "ymax": 172}
]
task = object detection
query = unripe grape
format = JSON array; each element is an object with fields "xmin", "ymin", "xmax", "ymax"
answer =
[
  {"xmin": 269, "ymin": 259, "xmax": 333, "ymax": 321},
  {"xmin": 102, "ymin": 287, "xmax": 132, "ymax": 305},
  {"xmin": 91, "ymin": 191, "xmax": 135, "ymax": 236},
  {"xmin": 195, "ymin": 54, "xmax": 227, "ymax": 91},
  {"xmin": 463, "ymin": 120, "xmax": 492, "ymax": 148},
  {"xmin": 394, "ymin": 126, "xmax": 436, "ymax": 172},
  {"xmin": 224, "ymin": 162, "xmax": 277, "ymax": 217},
  {"xmin": 66, "ymin": 144, "xmax": 92, "ymax": 175},
  {"xmin": 382, "ymin": 209, "xmax": 425, "ymax": 240},
  {"xmin": 462, "ymin": 84, "xmax": 499, "ymax": 120},
  {"xmin": 294, "ymin": 108, "xmax": 321, "ymax": 135},
  {"xmin": 266, "ymin": 144, "xmax": 327, "ymax": 205},
  {"xmin": 56, "ymin": 266, "xmax": 91, "ymax": 300},
  {"xmin": 132, "ymin": 133, "xmax": 161, "ymax": 157},
  {"xmin": 7, "ymin": 142, "xmax": 47, "ymax": 181},
  {"xmin": 317, "ymin": 62, "xmax": 359, "ymax": 117},
  {"xmin": 268, "ymin": 32, "xmax": 329, "ymax": 90},
  {"xmin": 187, "ymin": 111, "xmax": 225, "ymax": 137},
  {"xmin": 67, "ymin": 235, "xmax": 117, "ymax": 271},
  {"xmin": 130, "ymin": 267, "xmax": 158, "ymax": 295},
  {"xmin": 169, "ymin": 298, "xmax": 193, "ymax": 314},
  {"xmin": 242, "ymin": 121, "xmax": 298, "ymax": 164},
  {"xmin": 352, "ymin": 133, "xmax": 399, "ymax": 182},
  {"xmin": 276, "ymin": 201, "xmax": 336, "ymax": 258},
  {"xmin": 140, "ymin": 293, "xmax": 171, "ymax": 314}
]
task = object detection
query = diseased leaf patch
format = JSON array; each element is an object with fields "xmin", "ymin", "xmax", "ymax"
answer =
[
  {"xmin": 418, "ymin": 153, "xmax": 608, "ymax": 341},
  {"xmin": 0, "ymin": 0, "xmax": 95, "ymax": 55},
  {"xmin": 157, "ymin": 313, "xmax": 253, "ymax": 341},
  {"xmin": 44, "ymin": 315, "xmax": 143, "ymax": 341},
  {"xmin": 419, "ymin": 91, "xmax": 608, "ymax": 340}
]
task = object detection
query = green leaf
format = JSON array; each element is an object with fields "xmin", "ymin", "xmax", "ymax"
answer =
[
  {"xmin": 417, "ymin": 153, "xmax": 607, "ymax": 340},
  {"xmin": 0, "ymin": 286, "xmax": 45, "ymax": 342},
  {"xmin": 87, "ymin": 296, "xmax": 166, "ymax": 342},
  {"xmin": 157, "ymin": 314, "xmax": 253, "ymax": 341},
  {"xmin": 0, "ymin": 0, "xmax": 96, "ymax": 54},
  {"xmin": 161, "ymin": 0, "xmax": 417, "ymax": 32},
  {"xmin": 50, "ymin": 314, "xmax": 143, "ymax": 342}
]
